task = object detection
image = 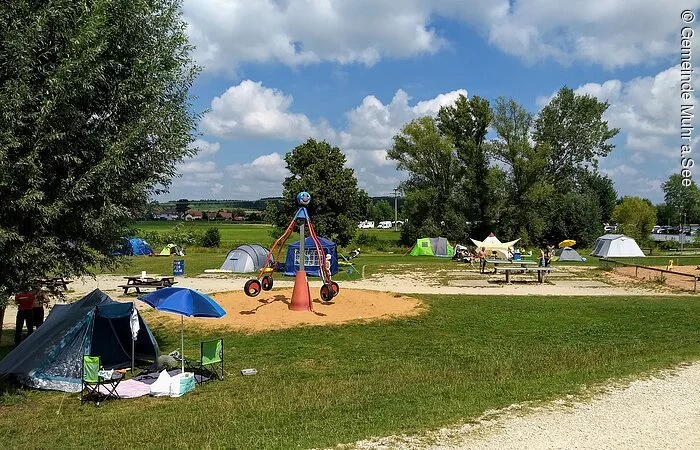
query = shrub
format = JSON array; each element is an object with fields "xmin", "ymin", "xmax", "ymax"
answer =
[
  {"xmin": 658, "ymin": 240, "xmax": 678, "ymax": 251},
  {"xmin": 354, "ymin": 232, "xmax": 378, "ymax": 248},
  {"xmin": 200, "ymin": 227, "xmax": 221, "ymax": 248}
]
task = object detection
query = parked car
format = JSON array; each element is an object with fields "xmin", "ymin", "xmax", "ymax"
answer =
[
  {"xmin": 377, "ymin": 221, "xmax": 393, "ymax": 229},
  {"xmin": 358, "ymin": 221, "xmax": 375, "ymax": 229}
]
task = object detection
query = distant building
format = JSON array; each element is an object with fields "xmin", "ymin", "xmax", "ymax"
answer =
[
  {"xmin": 153, "ymin": 210, "xmax": 179, "ymax": 220},
  {"xmin": 217, "ymin": 211, "xmax": 233, "ymax": 221},
  {"xmin": 185, "ymin": 210, "xmax": 203, "ymax": 221}
]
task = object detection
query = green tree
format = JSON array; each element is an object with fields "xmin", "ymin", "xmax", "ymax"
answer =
[
  {"xmin": 0, "ymin": 0, "xmax": 198, "ymax": 325},
  {"xmin": 371, "ymin": 200, "xmax": 394, "ymax": 223},
  {"xmin": 662, "ymin": 174, "xmax": 700, "ymax": 223},
  {"xmin": 200, "ymin": 227, "xmax": 221, "ymax": 248},
  {"xmin": 491, "ymin": 96, "xmax": 617, "ymax": 246},
  {"xmin": 0, "ymin": 0, "xmax": 198, "ymax": 288},
  {"xmin": 387, "ymin": 117, "xmax": 467, "ymax": 244},
  {"xmin": 267, "ymin": 139, "xmax": 366, "ymax": 246},
  {"xmin": 533, "ymin": 87, "xmax": 620, "ymax": 179},
  {"xmin": 655, "ymin": 203, "xmax": 675, "ymax": 227},
  {"xmin": 175, "ymin": 199, "xmax": 191, "ymax": 216},
  {"xmin": 437, "ymin": 94, "xmax": 493, "ymax": 235},
  {"xmin": 612, "ymin": 197, "xmax": 657, "ymax": 241}
]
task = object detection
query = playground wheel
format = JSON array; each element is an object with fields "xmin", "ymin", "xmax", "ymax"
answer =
[
  {"xmin": 320, "ymin": 284, "xmax": 335, "ymax": 302},
  {"xmin": 261, "ymin": 275, "xmax": 274, "ymax": 291},
  {"xmin": 244, "ymin": 279, "xmax": 262, "ymax": 297},
  {"xmin": 330, "ymin": 281, "xmax": 339, "ymax": 296}
]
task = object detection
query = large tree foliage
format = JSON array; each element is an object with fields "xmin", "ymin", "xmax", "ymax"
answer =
[
  {"xmin": 612, "ymin": 197, "xmax": 657, "ymax": 241},
  {"xmin": 533, "ymin": 87, "xmax": 619, "ymax": 178},
  {"xmin": 387, "ymin": 116, "xmax": 467, "ymax": 244},
  {"xmin": 266, "ymin": 139, "xmax": 366, "ymax": 246},
  {"xmin": 0, "ymin": 0, "xmax": 199, "ymax": 301},
  {"xmin": 437, "ymin": 94, "xmax": 493, "ymax": 235},
  {"xmin": 388, "ymin": 89, "xmax": 619, "ymax": 248},
  {"xmin": 662, "ymin": 174, "xmax": 700, "ymax": 223}
]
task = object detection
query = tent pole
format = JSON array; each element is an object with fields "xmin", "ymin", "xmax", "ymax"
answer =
[
  {"xmin": 131, "ymin": 337, "xmax": 135, "ymax": 373},
  {"xmin": 181, "ymin": 316, "xmax": 185, "ymax": 374}
]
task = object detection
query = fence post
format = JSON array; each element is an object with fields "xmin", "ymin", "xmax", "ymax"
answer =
[
  {"xmin": 635, "ymin": 266, "xmax": 638, "ymax": 278},
  {"xmin": 695, "ymin": 277, "xmax": 697, "ymax": 293}
]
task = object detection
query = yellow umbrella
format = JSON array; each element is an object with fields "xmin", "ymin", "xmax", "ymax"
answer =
[{"xmin": 559, "ymin": 239, "xmax": 576, "ymax": 248}]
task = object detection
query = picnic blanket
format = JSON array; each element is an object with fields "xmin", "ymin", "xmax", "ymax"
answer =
[{"xmin": 97, "ymin": 370, "xmax": 209, "ymax": 398}]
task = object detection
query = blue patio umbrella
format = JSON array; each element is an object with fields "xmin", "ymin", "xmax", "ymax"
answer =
[{"xmin": 139, "ymin": 287, "xmax": 226, "ymax": 373}]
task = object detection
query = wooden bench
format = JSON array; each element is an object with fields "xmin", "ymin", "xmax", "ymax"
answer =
[{"xmin": 495, "ymin": 266, "xmax": 556, "ymax": 283}]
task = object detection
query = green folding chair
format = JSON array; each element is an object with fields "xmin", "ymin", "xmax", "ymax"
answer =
[
  {"xmin": 81, "ymin": 355, "xmax": 122, "ymax": 405},
  {"xmin": 186, "ymin": 338, "xmax": 224, "ymax": 385}
]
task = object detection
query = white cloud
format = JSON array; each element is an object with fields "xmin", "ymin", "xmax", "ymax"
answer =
[
  {"xmin": 339, "ymin": 89, "xmax": 467, "ymax": 152},
  {"xmin": 188, "ymin": 139, "xmax": 220, "ymax": 159},
  {"xmin": 224, "ymin": 153, "xmax": 291, "ymax": 198},
  {"xmin": 200, "ymin": 80, "xmax": 335, "ymax": 141},
  {"xmin": 543, "ymin": 64, "xmax": 700, "ymax": 202},
  {"xmin": 183, "ymin": 0, "xmax": 443, "ymax": 74},
  {"xmin": 199, "ymin": 80, "xmax": 467, "ymax": 195},
  {"xmin": 183, "ymin": 0, "xmax": 700, "ymax": 73}
]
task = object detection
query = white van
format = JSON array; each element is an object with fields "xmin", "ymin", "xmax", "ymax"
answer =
[
  {"xmin": 377, "ymin": 221, "xmax": 393, "ymax": 229},
  {"xmin": 358, "ymin": 221, "xmax": 375, "ymax": 229}
]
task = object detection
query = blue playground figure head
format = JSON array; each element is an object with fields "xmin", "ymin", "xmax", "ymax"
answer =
[{"xmin": 297, "ymin": 191, "xmax": 311, "ymax": 206}]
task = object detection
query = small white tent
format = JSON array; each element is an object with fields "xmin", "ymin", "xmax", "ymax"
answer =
[{"xmin": 591, "ymin": 234, "xmax": 645, "ymax": 258}]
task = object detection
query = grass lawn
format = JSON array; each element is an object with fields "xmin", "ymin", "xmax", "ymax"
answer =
[
  {"xmin": 2, "ymin": 294, "xmax": 700, "ymax": 449},
  {"xmin": 134, "ymin": 221, "xmax": 402, "ymax": 249}
]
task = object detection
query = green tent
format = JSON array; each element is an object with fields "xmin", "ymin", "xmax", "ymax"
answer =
[{"xmin": 409, "ymin": 237, "xmax": 454, "ymax": 257}]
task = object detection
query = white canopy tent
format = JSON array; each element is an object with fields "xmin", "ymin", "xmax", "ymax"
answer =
[{"xmin": 470, "ymin": 232, "xmax": 520, "ymax": 259}]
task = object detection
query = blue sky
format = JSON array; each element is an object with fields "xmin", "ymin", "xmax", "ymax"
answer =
[{"xmin": 166, "ymin": 0, "xmax": 700, "ymax": 203}]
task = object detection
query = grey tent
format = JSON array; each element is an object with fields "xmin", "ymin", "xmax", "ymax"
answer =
[
  {"xmin": 591, "ymin": 234, "xmax": 645, "ymax": 258},
  {"xmin": 0, "ymin": 289, "xmax": 159, "ymax": 393},
  {"xmin": 556, "ymin": 246, "xmax": 586, "ymax": 262},
  {"xmin": 220, "ymin": 244, "xmax": 271, "ymax": 273}
]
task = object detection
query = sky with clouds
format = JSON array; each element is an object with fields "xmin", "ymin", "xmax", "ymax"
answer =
[{"xmin": 167, "ymin": 0, "xmax": 700, "ymax": 204}]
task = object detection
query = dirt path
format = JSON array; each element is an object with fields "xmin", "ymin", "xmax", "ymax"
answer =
[{"xmin": 347, "ymin": 362, "xmax": 700, "ymax": 449}]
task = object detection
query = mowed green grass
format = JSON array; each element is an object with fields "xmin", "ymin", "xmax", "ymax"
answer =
[
  {"xmin": 135, "ymin": 221, "xmax": 401, "ymax": 248},
  {"xmin": 2, "ymin": 294, "xmax": 700, "ymax": 449}
]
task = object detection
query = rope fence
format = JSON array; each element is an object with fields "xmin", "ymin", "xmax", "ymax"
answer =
[{"xmin": 600, "ymin": 259, "xmax": 699, "ymax": 293}]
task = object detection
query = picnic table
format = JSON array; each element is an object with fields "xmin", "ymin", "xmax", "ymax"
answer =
[
  {"xmin": 35, "ymin": 276, "xmax": 72, "ymax": 291},
  {"xmin": 119, "ymin": 275, "xmax": 177, "ymax": 294},
  {"xmin": 485, "ymin": 259, "xmax": 537, "ymax": 274},
  {"xmin": 495, "ymin": 266, "xmax": 556, "ymax": 283}
]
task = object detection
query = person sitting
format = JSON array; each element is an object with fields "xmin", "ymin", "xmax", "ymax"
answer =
[{"xmin": 14, "ymin": 289, "xmax": 36, "ymax": 345}]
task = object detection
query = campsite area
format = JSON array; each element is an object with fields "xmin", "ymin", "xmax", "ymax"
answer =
[
  {"xmin": 2, "ymin": 225, "xmax": 700, "ymax": 449},
  {"xmin": 1, "ymin": 3, "xmax": 695, "ymax": 448}
]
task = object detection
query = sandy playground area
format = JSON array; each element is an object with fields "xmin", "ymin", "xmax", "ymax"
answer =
[{"xmin": 185, "ymin": 288, "xmax": 422, "ymax": 332}]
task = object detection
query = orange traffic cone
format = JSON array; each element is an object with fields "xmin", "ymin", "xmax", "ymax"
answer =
[{"xmin": 289, "ymin": 270, "xmax": 312, "ymax": 311}]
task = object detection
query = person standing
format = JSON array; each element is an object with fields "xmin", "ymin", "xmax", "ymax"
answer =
[
  {"xmin": 14, "ymin": 290, "xmax": 36, "ymax": 345},
  {"xmin": 32, "ymin": 287, "xmax": 49, "ymax": 328},
  {"xmin": 479, "ymin": 247, "xmax": 487, "ymax": 274}
]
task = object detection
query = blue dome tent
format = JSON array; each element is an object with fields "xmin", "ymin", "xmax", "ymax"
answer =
[
  {"xmin": 284, "ymin": 236, "xmax": 338, "ymax": 276},
  {"xmin": 113, "ymin": 237, "xmax": 154, "ymax": 256}
]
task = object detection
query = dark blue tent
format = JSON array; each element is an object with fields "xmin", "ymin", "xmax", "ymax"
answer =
[
  {"xmin": 284, "ymin": 236, "xmax": 338, "ymax": 276},
  {"xmin": 113, "ymin": 237, "xmax": 154, "ymax": 256},
  {"xmin": 129, "ymin": 237, "xmax": 154, "ymax": 256},
  {"xmin": 0, "ymin": 289, "xmax": 159, "ymax": 392}
]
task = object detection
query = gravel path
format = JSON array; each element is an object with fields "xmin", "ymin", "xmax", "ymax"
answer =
[{"xmin": 349, "ymin": 362, "xmax": 700, "ymax": 449}]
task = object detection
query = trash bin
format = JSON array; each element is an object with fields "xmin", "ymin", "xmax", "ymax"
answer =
[{"xmin": 173, "ymin": 259, "xmax": 185, "ymax": 276}]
